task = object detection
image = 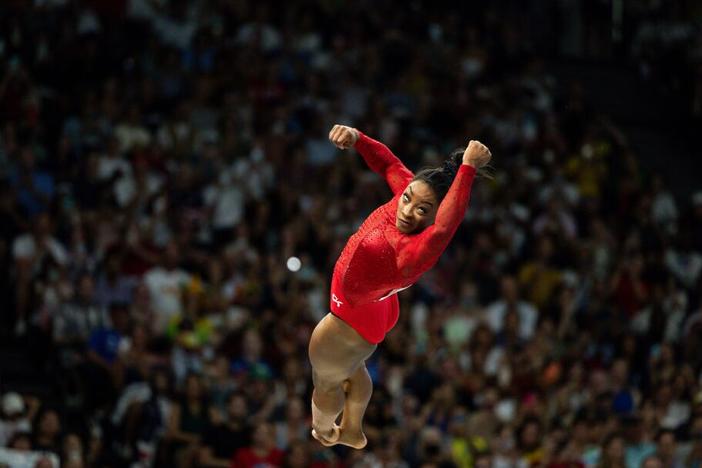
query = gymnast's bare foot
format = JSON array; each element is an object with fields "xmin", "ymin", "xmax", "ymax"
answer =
[
  {"xmin": 311, "ymin": 424, "xmax": 340, "ymax": 446},
  {"xmin": 313, "ymin": 423, "xmax": 367, "ymax": 449},
  {"xmin": 336, "ymin": 426, "xmax": 367, "ymax": 449}
]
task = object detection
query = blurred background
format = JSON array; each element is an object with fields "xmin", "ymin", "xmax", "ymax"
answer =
[{"xmin": 0, "ymin": 1, "xmax": 701, "ymax": 467}]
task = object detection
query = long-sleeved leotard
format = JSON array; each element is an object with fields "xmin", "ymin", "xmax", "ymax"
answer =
[{"xmin": 330, "ymin": 132, "xmax": 476, "ymax": 344}]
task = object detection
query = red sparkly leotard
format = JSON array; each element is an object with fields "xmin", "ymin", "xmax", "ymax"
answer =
[{"xmin": 329, "ymin": 132, "xmax": 476, "ymax": 344}]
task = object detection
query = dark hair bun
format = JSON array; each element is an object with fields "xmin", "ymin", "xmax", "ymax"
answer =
[
  {"xmin": 413, "ymin": 149, "xmax": 465, "ymax": 202},
  {"xmin": 441, "ymin": 149, "xmax": 463, "ymax": 178}
]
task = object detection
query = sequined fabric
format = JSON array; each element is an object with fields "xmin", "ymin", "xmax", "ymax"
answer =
[{"xmin": 329, "ymin": 133, "xmax": 476, "ymax": 343}]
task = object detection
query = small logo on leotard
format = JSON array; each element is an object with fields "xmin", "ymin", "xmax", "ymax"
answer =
[{"xmin": 331, "ymin": 294, "xmax": 343, "ymax": 308}]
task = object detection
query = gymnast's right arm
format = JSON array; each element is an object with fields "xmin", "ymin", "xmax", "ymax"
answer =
[{"xmin": 329, "ymin": 124, "xmax": 413, "ymax": 195}]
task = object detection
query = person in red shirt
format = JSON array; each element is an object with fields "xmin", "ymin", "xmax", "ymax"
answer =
[
  {"xmin": 230, "ymin": 423, "xmax": 284, "ymax": 468},
  {"xmin": 309, "ymin": 124, "xmax": 492, "ymax": 449}
]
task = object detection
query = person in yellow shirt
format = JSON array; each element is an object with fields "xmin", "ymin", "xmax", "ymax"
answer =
[{"xmin": 518, "ymin": 236, "xmax": 562, "ymax": 310}]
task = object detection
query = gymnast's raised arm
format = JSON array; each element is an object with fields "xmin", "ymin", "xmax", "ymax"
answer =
[
  {"xmin": 328, "ymin": 124, "xmax": 413, "ymax": 195},
  {"xmin": 396, "ymin": 140, "xmax": 492, "ymax": 276}
]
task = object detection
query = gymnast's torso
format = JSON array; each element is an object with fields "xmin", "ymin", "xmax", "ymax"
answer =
[{"xmin": 332, "ymin": 194, "xmax": 418, "ymax": 308}]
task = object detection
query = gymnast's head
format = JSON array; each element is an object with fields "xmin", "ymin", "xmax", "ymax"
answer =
[{"xmin": 395, "ymin": 150, "xmax": 463, "ymax": 234}]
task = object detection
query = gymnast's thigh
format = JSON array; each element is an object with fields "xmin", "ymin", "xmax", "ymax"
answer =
[{"xmin": 309, "ymin": 313, "xmax": 376, "ymax": 384}]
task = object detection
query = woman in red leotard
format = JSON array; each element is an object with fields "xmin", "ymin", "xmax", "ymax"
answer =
[{"xmin": 308, "ymin": 124, "xmax": 492, "ymax": 449}]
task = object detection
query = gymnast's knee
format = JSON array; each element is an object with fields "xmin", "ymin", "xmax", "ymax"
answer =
[{"xmin": 312, "ymin": 371, "xmax": 344, "ymax": 394}]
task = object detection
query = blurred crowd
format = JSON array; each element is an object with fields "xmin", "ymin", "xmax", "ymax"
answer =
[
  {"xmin": 1, "ymin": 1, "xmax": 702, "ymax": 468},
  {"xmin": 627, "ymin": 0, "xmax": 702, "ymax": 120}
]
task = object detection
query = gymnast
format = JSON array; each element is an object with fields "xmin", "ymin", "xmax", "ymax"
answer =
[{"xmin": 308, "ymin": 124, "xmax": 492, "ymax": 448}]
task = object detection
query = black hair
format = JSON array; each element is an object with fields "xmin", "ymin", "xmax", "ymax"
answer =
[
  {"xmin": 655, "ymin": 428, "xmax": 676, "ymax": 442},
  {"xmin": 412, "ymin": 150, "xmax": 463, "ymax": 203},
  {"xmin": 602, "ymin": 431, "xmax": 624, "ymax": 447},
  {"xmin": 413, "ymin": 149, "xmax": 493, "ymax": 202},
  {"xmin": 7, "ymin": 431, "xmax": 32, "ymax": 448},
  {"xmin": 226, "ymin": 391, "xmax": 247, "ymax": 404}
]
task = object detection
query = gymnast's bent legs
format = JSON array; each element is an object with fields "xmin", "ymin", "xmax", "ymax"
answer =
[{"xmin": 308, "ymin": 313, "xmax": 376, "ymax": 449}]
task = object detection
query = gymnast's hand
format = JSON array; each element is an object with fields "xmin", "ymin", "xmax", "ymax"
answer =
[
  {"xmin": 329, "ymin": 124, "xmax": 359, "ymax": 150},
  {"xmin": 462, "ymin": 140, "xmax": 492, "ymax": 168}
]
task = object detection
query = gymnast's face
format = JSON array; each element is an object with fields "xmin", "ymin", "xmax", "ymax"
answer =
[{"xmin": 396, "ymin": 181, "xmax": 438, "ymax": 234}]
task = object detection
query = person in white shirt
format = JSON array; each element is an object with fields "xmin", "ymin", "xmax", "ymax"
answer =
[
  {"xmin": 12, "ymin": 213, "xmax": 68, "ymax": 273},
  {"xmin": 650, "ymin": 176, "xmax": 678, "ymax": 232},
  {"xmin": 96, "ymin": 137, "xmax": 133, "ymax": 203},
  {"xmin": 114, "ymin": 105, "xmax": 151, "ymax": 153},
  {"xmin": 143, "ymin": 241, "xmax": 190, "ymax": 334},
  {"xmin": 0, "ymin": 393, "xmax": 32, "ymax": 447},
  {"xmin": 485, "ymin": 276, "xmax": 538, "ymax": 341},
  {"xmin": 12, "ymin": 213, "xmax": 68, "ymax": 335}
]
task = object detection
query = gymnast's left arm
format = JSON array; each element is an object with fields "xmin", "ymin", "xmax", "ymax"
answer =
[
  {"xmin": 395, "ymin": 164, "xmax": 476, "ymax": 276},
  {"xmin": 396, "ymin": 140, "xmax": 491, "ymax": 276}
]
